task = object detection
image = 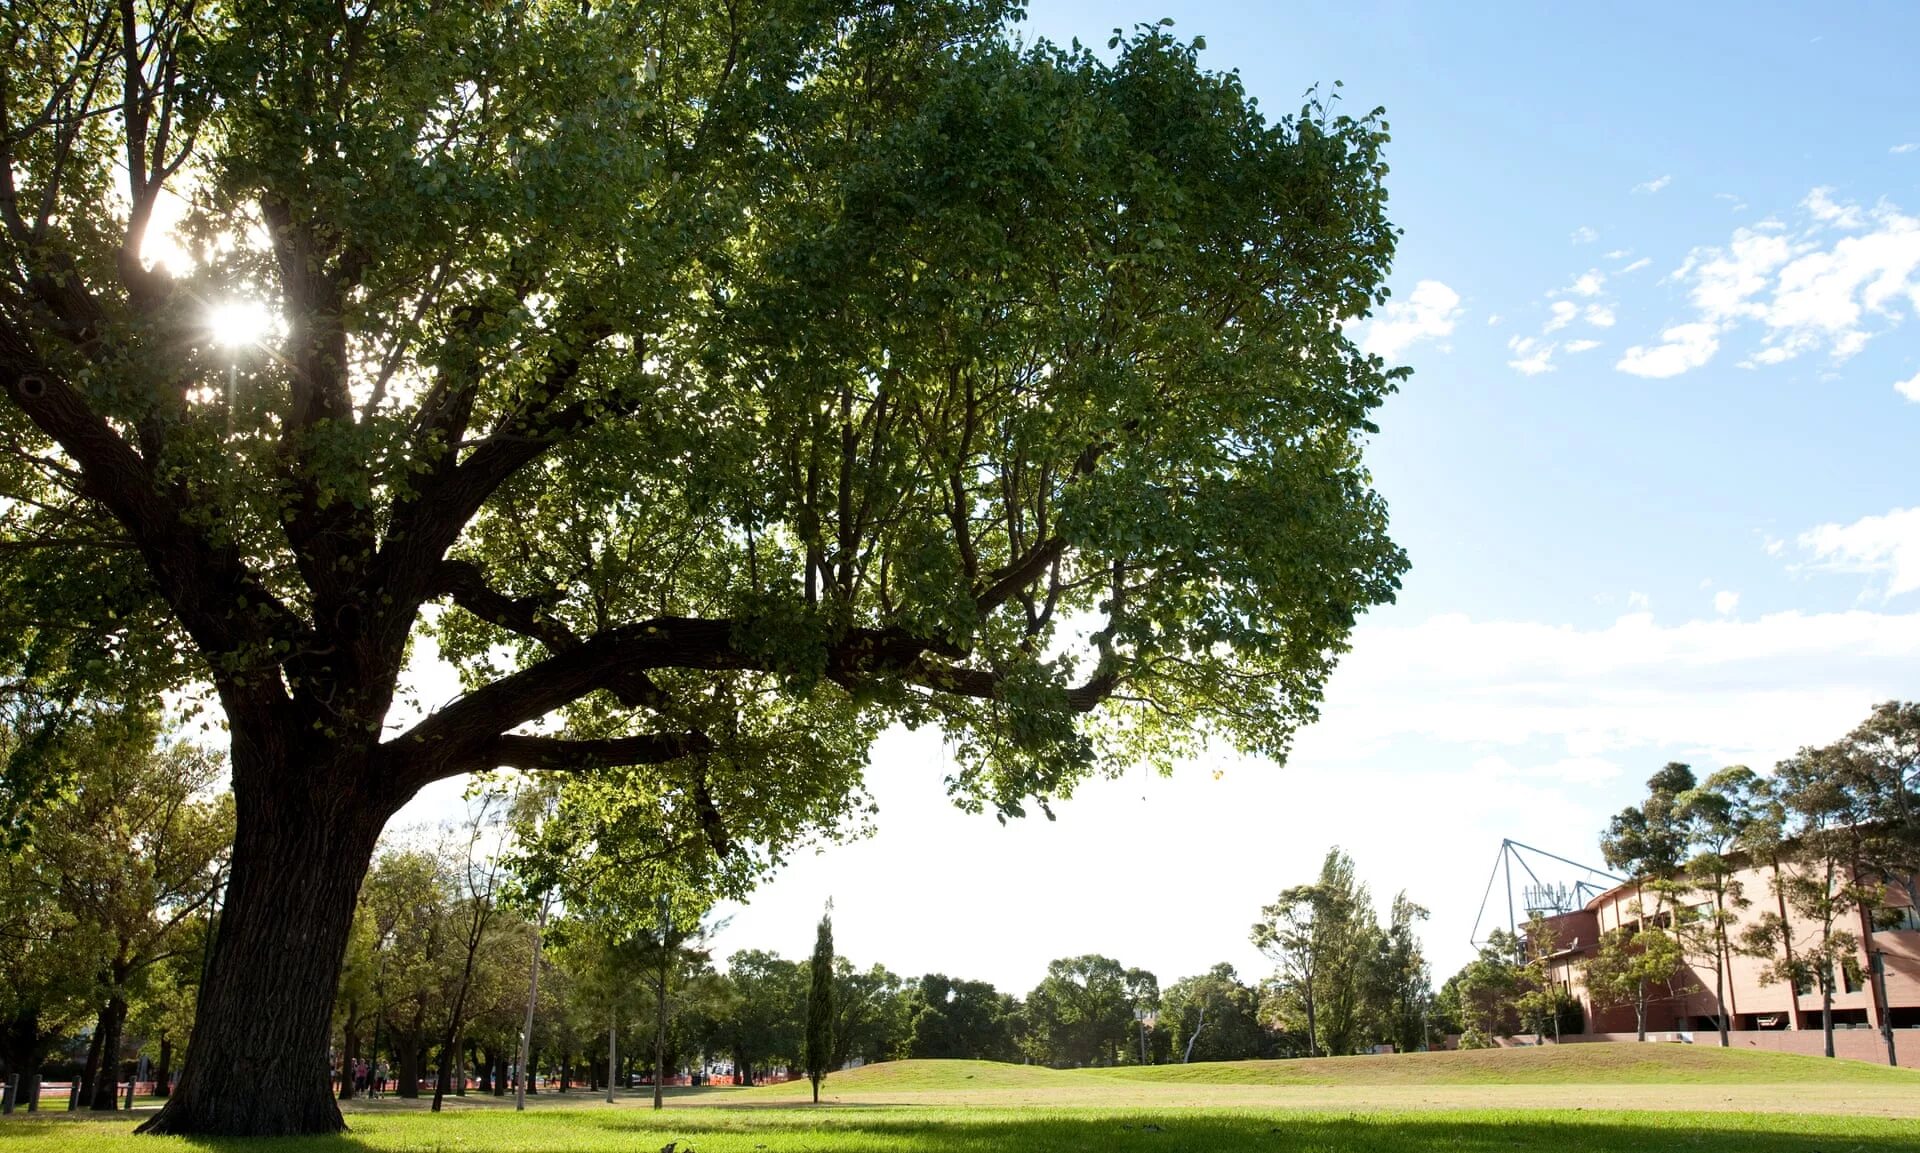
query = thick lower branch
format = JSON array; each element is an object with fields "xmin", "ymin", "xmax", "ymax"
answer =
[{"xmin": 483, "ymin": 732, "xmax": 710, "ymax": 773}]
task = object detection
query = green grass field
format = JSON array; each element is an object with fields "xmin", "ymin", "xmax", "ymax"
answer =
[{"xmin": 10, "ymin": 1047, "xmax": 1920, "ymax": 1152}]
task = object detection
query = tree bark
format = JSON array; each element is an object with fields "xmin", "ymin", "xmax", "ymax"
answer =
[
  {"xmin": 100, "ymin": 997, "xmax": 125, "ymax": 1104},
  {"xmin": 78, "ymin": 1012, "xmax": 106, "ymax": 1110},
  {"xmin": 653, "ymin": 945, "xmax": 670, "ymax": 1110},
  {"xmin": 153, "ymin": 1036, "xmax": 173, "ymax": 1099},
  {"xmin": 136, "ymin": 757, "xmax": 388, "ymax": 1136},
  {"xmin": 396, "ymin": 1030, "xmax": 421, "ymax": 1098},
  {"xmin": 1822, "ymin": 983, "xmax": 1835, "ymax": 1058},
  {"xmin": 338, "ymin": 1008, "xmax": 360, "ymax": 1100}
]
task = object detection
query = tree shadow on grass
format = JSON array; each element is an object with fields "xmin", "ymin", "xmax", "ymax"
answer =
[{"xmin": 11, "ymin": 1110, "xmax": 1920, "ymax": 1152}]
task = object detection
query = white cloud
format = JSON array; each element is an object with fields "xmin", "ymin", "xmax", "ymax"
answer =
[
  {"xmin": 1584, "ymin": 304, "xmax": 1616, "ymax": 327},
  {"xmin": 1676, "ymin": 229, "xmax": 1795, "ymax": 323},
  {"xmin": 1620, "ymin": 257, "xmax": 1653, "ymax": 274},
  {"xmin": 1614, "ymin": 189, "xmax": 1920, "ymax": 375},
  {"xmin": 1571, "ymin": 226, "xmax": 1599, "ymax": 245},
  {"xmin": 1616, "ymin": 322, "xmax": 1719, "ymax": 378},
  {"xmin": 1605, "ymin": 249, "xmax": 1633, "ymax": 261},
  {"xmin": 1308, "ymin": 607, "xmax": 1920, "ymax": 770},
  {"xmin": 1566, "ymin": 270, "xmax": 1607, "ymax": 298},
  {"xmin": 1714, "ymin": 590, "xmax": 1740, "ymax": 616},
  {"xmin": 1626, "ymin": 591, "xmax": 1650, "ymax": 609},
  {"xmin": 1796, "ymin": 506, "xmax": 1920, "ymax": 599},
  {"xmin": 1359, "ymin": 279, "xmax": 1464, "ymax": 361},
  {"xmin": 1486, "ymin": 313, "xmax": 1502, "ymax": 326},
  {"xmin": 1564, "ymin": 339, "xmax": 1601, "ymax": 353},
  {"xmin": 1896, "ymin": 369, "xmax": 1920, "ymax": 401},
  {"xmin": 1894, "ymin": 143, "xmax": 1920, "ymax": 155},
  {"xmin": 1543, "ymin": 300, "xmax": 1580, "ymax": 332},
  {"xmin": 1633, "ymin": 174, "xmax": 1673, "ymax": 195},
  {"xmin": 1804, "ymin": 186, "xmax": 1867, "ymax": 229},
  {"xmin": 1506, "ymin": 335, "xmax": 1556, "ymax": 376}
]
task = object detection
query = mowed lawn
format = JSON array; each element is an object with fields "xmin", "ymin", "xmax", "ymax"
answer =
[{"xmin": 11, "ymin": 1048, "xmax": 1920, "ymax": 1152}]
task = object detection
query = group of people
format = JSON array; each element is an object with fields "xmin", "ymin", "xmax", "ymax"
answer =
[{"xmin": 347, "ymin": 1057, "xmax": 391, "ymax": 1098}]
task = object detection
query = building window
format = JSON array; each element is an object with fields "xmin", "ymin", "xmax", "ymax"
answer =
[
  {"xmin": 1842, "ymin": 963, "xmax": 1864, "ymax": 995},
  {"xmin": 1885, "ymin": 905, "xmax": 1920, "ymax": 933}
]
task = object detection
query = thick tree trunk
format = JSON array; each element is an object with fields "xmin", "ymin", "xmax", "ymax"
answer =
[
  {"xmin": 153, "ymin": 1036, "xmax": 173, "ymax": 1099},
  {"xmin": 397, "ymin": 1031, "xmax": 421, "ymax": 1098},
  {"xmin": 337, "ymin": 1014, "xmax": 359, "ymax": 1100},
  {"xmin": 79, "ymin": 1017, "xmax": 107, "ymax": 1109},
  {"xmin": 136, "ymin": 756, "xmax": 388, "ymax": 1136},
  {"xmin": 0, "ymin": 1010, "xmax": 46, "ymax": 1087}
]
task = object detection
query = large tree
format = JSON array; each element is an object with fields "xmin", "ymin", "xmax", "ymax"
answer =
[
  {"xmin": 1251, "ymin": 847, "xmax": 1380, "ymax": 1057},
  {"xmin": 0, "ymin": 1, "xmax": 1406, "ymax": 1133}
]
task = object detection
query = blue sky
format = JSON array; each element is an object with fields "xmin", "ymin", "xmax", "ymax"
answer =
[{"xmin": 398, "ymin": 2, "xmax": 1920, "ymax": 996}]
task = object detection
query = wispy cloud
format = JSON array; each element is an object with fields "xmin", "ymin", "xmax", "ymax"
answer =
[
  {"xmin": 1506, "ymin": 335, "xmax": 1556, "ymax": 376},
  {"xmin": 1620, "ymin": 257, "xmax": 1653, "ymax": 274},
  {"xmin": 1893, "ymin": 143, "xmax": 1920, "ymax": 155},
  {"xmin": 1610, "ymin": 188, "xmax": 1920, "ymax": 378},
  {"xmin": 1633, "ymin": 174, "xmax": 1673, "ymax": 195},
  {"xmin": 1564, "ymin": 339, "xmax": 1601, "ymax": 353},
  {"xmin": 1571, "ymin": 226, "xmax": 1599, "ymax": 245},
  {"xmin": 1616, "ymin": 322, "xmax": 1719, "ymax": 378},
  {"xmin": 1897, "ymin": 369, "xmax": 1920, "ymax": 402},
  {"xmin": 1713, "ymin": 590, "xmax": 1740, "ymax": 616},
  {"xmin": 1796, "ymin": 507, "xmax": 1920, "ymax": 599},
  {"xmin": 1544, "ymin": 301, "xmax": 1580, "ymax": 333}
]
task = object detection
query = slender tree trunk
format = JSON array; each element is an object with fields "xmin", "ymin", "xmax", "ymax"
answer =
[
  {"xmin": 1183, "ymin": 1000, "xmax": 1207, "ymax": 1063},
  {"xmin": 137, "ymin": 754, "xmax": 389, "ymax": 1136},
  {"xmin": 516, "ymin": 898, "xmax": 546, "ymax": 1111},
  {"xmin": 652, "ymin": 946, "xmax": 670, "ymax": 1111},
  {"xmin": 1773, "ymin": 857, "xmax": 1802, "ymax": 1030},
  {"xmin": 1303, "ymin": 982, "xmax": 1318, "ymax": 1058},
  {"xmin": 606, "ymin": 1008, "xmax": 617, "ymax": 1104},
  {"xmin": 1713, "ymin": 902, "xmax": 1731, "ymax": 1047},
  {"xmin": 1822, "ymin": 981, "xmax": 1835, "ymax": 1058}
]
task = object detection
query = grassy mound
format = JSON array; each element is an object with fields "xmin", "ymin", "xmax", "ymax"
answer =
[{"xmin": 795, "ymin": 1045, "xmax": 1920, "ymax": 1092}]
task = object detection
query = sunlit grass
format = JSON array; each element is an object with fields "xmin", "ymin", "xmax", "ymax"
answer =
[{"xmin": 12, "ymin": 1105, "xmax": 1920, "ymax": 1153}]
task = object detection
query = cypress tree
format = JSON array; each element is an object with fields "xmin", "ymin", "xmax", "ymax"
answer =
[{"xmin": 806, "ymin": 904, "xmax": 835, "ymax": 1103}]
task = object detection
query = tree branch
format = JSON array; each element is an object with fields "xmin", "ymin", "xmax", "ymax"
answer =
[{"xmin": 482, "ymin": 731, "xmax": 710, "ymax": 774}]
